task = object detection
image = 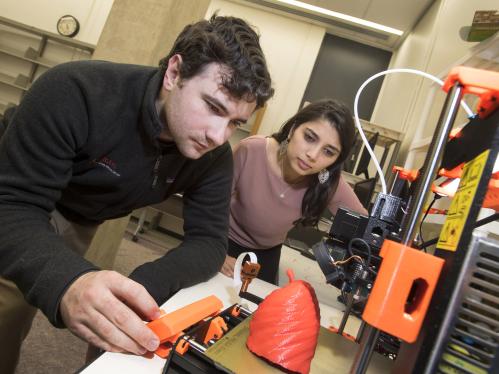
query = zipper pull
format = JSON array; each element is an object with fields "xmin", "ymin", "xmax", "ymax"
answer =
[{"xmin": 152, "ymin": 154, "xmax": 163, "ymax": 188}]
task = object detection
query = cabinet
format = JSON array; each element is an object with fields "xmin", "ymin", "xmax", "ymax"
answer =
[{"xmin": 0, "ymin": 16, "xmax": 95, "ymax": 116}]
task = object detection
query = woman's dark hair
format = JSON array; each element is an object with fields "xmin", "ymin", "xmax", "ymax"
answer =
[
  {"xmin": 272, "ymin": 99, "xmax": 356, "ymax": 226},
  {"xmin": 159, "ymin": 14, "xmax": 274, "ymax": 108}
]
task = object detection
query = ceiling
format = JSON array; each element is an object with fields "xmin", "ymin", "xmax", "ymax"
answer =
[{"xmin": 238, "ymin": 0, "xmax": 436, "ymax": 50}]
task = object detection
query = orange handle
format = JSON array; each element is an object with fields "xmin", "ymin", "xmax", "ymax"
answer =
[
  {"xmin": 147, "ymin": 295, "xmax": 223, "ymax": 343},
  {"xmin": 362, "ymin": 240, "xmax": 444, "ymax": 343}
]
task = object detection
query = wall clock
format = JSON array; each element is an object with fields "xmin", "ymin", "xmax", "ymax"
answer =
[{"xmin": 57, "ymin": 15, "xmax": 80, "ymax": 38}]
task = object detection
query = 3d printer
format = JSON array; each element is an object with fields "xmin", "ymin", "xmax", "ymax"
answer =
[
  {"xmin": 145, "ymin": 66, "xmax": 499, "ymax": 374},
  {"xmin": 312, "ymin": 65, "xmax": 499, "ymax": 374}
]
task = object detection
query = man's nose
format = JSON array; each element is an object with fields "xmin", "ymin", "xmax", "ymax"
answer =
[{"xmin": 206, "ymin": 121, "xmax": 229, "ymax": 147}]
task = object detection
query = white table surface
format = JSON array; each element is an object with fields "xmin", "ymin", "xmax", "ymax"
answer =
[{"xmin": 82, "ymin": 247, "xmax": 358, "ymax": 373}]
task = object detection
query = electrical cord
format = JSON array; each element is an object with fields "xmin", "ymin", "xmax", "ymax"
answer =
[
  {"xmin": 162, "ymin": 334, "xmax": 187, "ymax": 374},
  {"xmin": 347, "ymin": 238, "xmax": 372, "ymax": 268},
  {"xmin": 353, "ymin": 68, "xmax": 475, "ymax": 195},
  {"xmin": 331, "ymin": 255, "xmax": 364, "ymax": 267},
  {"xmin": 419, "ymin": 196, "xmax": 439, "ymax": 252}
]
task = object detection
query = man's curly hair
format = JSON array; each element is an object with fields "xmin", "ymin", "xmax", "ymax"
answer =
[{"xmin": 159, "ymin": 14, "xmax": 273, "ymax": 108}]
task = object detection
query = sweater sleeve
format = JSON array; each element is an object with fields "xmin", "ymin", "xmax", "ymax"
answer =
[
  {"xmin": 328, "ymin": 176, "xmax": 368, "ymax": 216},
  {"xmin": 129, "ymin": 144, "xmax": 233, "ymax": 305},
  {"xmin": 0, "ymin": 65, "xmax": 99, "ymax": 327}
]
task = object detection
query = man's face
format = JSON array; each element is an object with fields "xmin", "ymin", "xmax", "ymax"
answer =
[{"xmin": 159, "ymin": 56, "xmax": 257, "ymax": 159}]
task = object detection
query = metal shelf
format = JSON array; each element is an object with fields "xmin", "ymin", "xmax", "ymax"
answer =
[
  {"xmin": 359, "ymin": 119, "xmax": 404, "ymax": 146},
  {"xmin": 0, "ymin": 16, "xmax": 95, "ymax": 108},
  {"xmin": 0, "ymin": 45, "xmax": 56, "ymax": 68},
  {"xmin": 343, "ymin": 119, "xmax": 403, "ymax": 186},
  {"xmin": 0, "ymin": 16, "xmax": 95, "ymax": 53},
  {"xmin": 0, "ymin": 72, "xmax": 29, "ymax": 91}
]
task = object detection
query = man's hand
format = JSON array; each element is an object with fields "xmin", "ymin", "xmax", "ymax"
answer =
[
  {"xmin": 60, "ymin": 270, "xmax": 161, "ymax": 355},
  {"xmin": 220, "ymin": 255, "xmax": 236, "ymax": 278}
]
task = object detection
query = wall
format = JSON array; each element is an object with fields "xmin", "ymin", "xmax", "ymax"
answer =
[
  {"xmin": 302, "ymin": 33, "xmax": 392, "ymax": 120},
  {"xmin": 370, "ymin": 0, "xmax": 440, "ymax": 134},
  {"xmin": 0, "ymin": 0, "xmax": 113, "ymax": 45},
  {"xmin": 207, "ymin": 0, "xmax": 325, "ymax": 136},
  {"xmin": 371, "ymin": 0, "xmax": 498, "ymax": 167},
  {"xmin": 413, "ymin": 0, "xmax": 497, "ymax": 140},
  {"xmin": 93, "ymin": 0, "xmax": 210, "ymax": 65}
]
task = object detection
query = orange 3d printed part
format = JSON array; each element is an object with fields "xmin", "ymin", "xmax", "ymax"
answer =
[
  {"xmin": 392, "ymin": 166, "xmax": 419, "ymax": 182},
  {"xmin": 362, "ymin": 240, "xmax": 444, "ymax": 343},
  {"xmin": 246, "ymin": 269, "xmax": 320, "ymax": 374},
  {"xmin": 147, "ymin": 295, "xmax": 223, "ymax": 358},
  {"xmin": 442, "ymin": 66, "xmax": 499, "ymax": 118}
]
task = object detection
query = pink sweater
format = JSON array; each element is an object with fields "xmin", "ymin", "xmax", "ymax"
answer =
[{"xmin": 229, "ymin": 136, "xmax": 367, "ymax": 249}]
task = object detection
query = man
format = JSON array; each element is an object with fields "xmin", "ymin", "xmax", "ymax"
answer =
[{"xmin": 0, "ymin": 15, "xmax": 273, "ymax": 372}]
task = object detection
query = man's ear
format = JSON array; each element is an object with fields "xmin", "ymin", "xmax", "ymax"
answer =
[{"xmin": 163, "ymin": 54, "xmax": 183, "ymax": 91}]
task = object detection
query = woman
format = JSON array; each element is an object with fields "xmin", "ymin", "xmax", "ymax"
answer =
[{"xmin": 221, "ymin": 99, "xmax": 368, "ymax": 284}]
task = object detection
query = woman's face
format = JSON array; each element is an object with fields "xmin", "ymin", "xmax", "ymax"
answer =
[{"xmin": 285, "ymin": 119, "xmax": 342, "ymax": 179}]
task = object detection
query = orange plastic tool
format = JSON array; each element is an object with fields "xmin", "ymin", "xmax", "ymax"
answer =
[
  {"xmin": 362, "ymin": 240, "xmax": 444, "ymax": 343},
  {"xmin": 147, "ymin": 295, "xmax": 223, "ymax": 357}
]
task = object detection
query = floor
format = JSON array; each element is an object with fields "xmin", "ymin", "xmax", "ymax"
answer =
[{"xmin": 16, "ymin": 223, "xmax": 180, "ymax": 374}]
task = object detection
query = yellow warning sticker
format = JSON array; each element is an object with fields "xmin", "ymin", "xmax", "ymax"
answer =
[{"xmin": 437, "ymin": 150, "xmax": 490, "ymax": 251}]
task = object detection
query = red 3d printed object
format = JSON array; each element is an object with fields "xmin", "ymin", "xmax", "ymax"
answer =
[{"xmin": 246, "ymin": 269, "xmax": 320, "ymax": 374}]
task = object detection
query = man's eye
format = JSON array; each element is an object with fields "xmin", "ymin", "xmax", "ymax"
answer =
[
  {"xmin": 207, "ymin": 101, "xmax": 221, "ymax": 114},
  {"xmin": 230, "ymin": 121, "xmax": 243, "ymax": 128}
]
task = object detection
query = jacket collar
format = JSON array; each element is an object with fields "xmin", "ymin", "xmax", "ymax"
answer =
[{"xmin": 140, "ymin": 69, "xmax": 177, "ymax": 149}]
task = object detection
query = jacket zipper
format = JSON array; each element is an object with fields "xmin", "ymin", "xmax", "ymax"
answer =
[{"xmin": 151, "ymin": 153, "xmax": 163, "ymax": 188}]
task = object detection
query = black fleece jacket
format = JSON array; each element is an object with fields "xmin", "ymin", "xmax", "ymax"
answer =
[{"xmin": 0, "ymin": 61, "xmax": 232, "ymax": 327}]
